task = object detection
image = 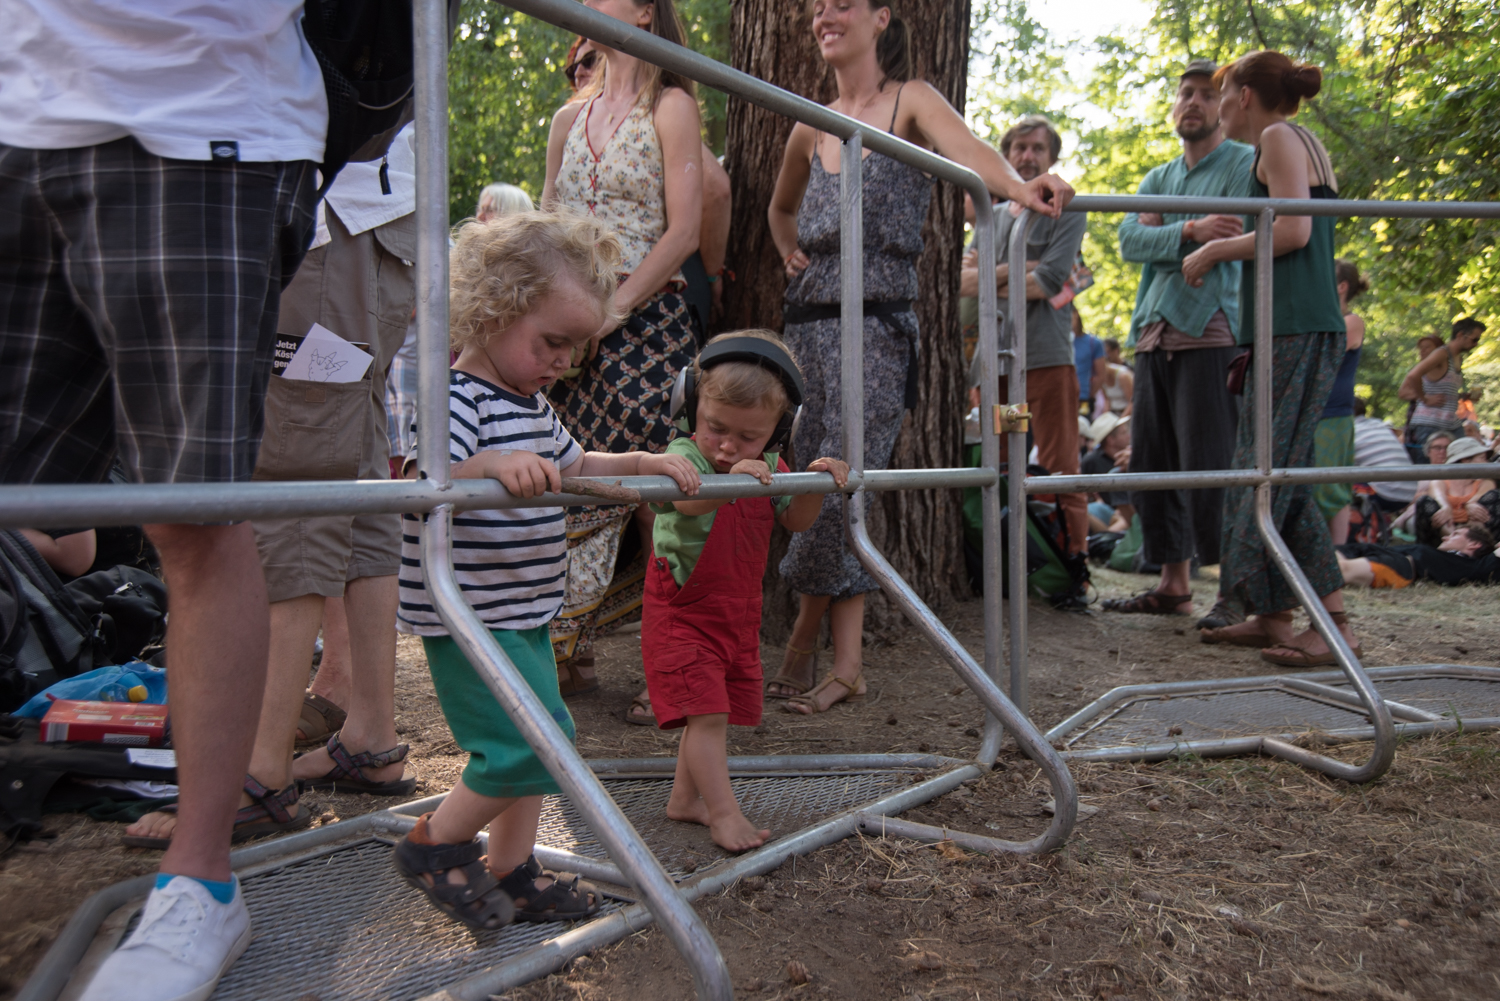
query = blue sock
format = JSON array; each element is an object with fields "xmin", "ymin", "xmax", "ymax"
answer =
[{"xmin": 158, "ymin": 872, "xmax": 237, "ymax": 905}]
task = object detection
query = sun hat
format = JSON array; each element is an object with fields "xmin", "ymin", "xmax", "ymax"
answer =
[
  {"xmin": 1087, "ymin": 412, "xmax": 1130, "ymax": 444},
  {"xmin": 1078, "ymin": 415, "xmax": 1091, "ymax": 435},
  {"xmin": 1444, "ymin": 436, "xmax": 1489, "ymax": 463}
]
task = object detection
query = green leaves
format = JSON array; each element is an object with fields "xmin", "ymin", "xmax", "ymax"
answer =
[
  {"xmin": 447, "ymin": 0, "xmax": 730, "ymax": 224},
  {"xmin": 968, "ymin": 0, "xmax": 1497, "ymax": 421}
]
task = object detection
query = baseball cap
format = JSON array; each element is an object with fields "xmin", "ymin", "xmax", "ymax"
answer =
[{"xmin": 1180, "ymin": 59, "xmax": 1218, "ymax": 81}]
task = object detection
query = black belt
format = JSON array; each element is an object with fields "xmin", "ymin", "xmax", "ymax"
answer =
[
  {"xmin": 782, "ymin": 298, "xmax": 913, "ymax": 326},
  {"xmin": 781, "ymin": 299, "xmax": 919, "ymax": 410}
]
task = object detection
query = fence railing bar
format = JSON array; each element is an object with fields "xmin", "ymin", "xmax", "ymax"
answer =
[
  {"xmin": 1243, "ymin": 207, "xmax": 1396, "ymax": 783},
  {"xmin": 1032, "ymin": 462, "xmax": 1500, "ymax": 494},
  {"xmin": 1068, "ymin": 194, "xmax": 1500, "ymax": 218}
]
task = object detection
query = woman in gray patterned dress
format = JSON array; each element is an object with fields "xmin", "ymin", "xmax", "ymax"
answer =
[{"xmin": 765, "ymin": 0, "xmax": 1072, "ymax": 714}]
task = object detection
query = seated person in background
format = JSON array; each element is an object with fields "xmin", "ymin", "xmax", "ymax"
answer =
[
  {"xmin": 1337, "ymin": 524, "xmax": 1498, "ymax": 588},
  {"xmin": 17, "ymin": 529, "xmax": 97, "ymax": 580},
  {"xmin": 1413, "ymin": 436, "xmax": 1499, "ymax": 547},
  {"xmin": 1082, "ymin": 413, "xmax": 1133, "ymax": 532},
  {"xmin": 1351, "ymin": 397, "xmax": 1416, "ymax": 512},
  {"xmin": 1393, "ymin": 432, "xmax": 1455, "ymax": 534},
  {"xmin": 1077, "ymin": 415, "xmax": 1091, "ymax": 461}
]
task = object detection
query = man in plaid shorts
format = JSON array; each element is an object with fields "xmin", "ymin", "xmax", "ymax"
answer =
[{"xmin": 1, "ymin": 4, "xmax": 326, "ymax": 999}]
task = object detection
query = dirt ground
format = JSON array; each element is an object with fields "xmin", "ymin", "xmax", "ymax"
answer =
[{"xmin": 3, "ymin": 565, "xmax": 1499, "ymax": 1000}]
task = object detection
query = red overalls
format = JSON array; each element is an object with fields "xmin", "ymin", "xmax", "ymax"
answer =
[{"xmin": 641, "ymin": 461, "xmax": 785, "ymax": 730}]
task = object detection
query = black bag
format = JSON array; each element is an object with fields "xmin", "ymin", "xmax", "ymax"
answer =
[
  {"xmin": 0, "ymin": 532, "xmax": 97, "ymax": 712},
  {"xmin": 300, "ymin": 1, "xmax": 463, "ymax": 196},
  {"xmin": 302, "ymin": 0, "xmax": 417, "ymax": 197},
  {"xmin": 0, "ymin": 532, "xmax": 168, "ymax": 713}
]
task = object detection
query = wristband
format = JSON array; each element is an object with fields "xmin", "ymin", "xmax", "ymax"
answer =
[{"xmin": 784, "ymin": 249, "xmax": 799, "ymax": 265}]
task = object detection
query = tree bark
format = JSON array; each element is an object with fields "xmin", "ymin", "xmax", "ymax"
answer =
[{"xmin": 724, "ymin": 0, "xmax": 973, "ymax": 642}]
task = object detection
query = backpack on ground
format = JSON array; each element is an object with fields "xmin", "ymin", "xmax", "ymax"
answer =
[
  {"xmin": 960, "ymin": 446, "xmax": 1090, "ymax": 604},
  {"xmin": 0, "ymin": 532, "xmax": 168, "ymax": 713}
]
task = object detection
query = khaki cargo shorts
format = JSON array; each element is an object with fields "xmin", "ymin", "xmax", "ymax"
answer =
[{"xmin": 252, "ymin": 206, "xmax": 415, "ymax": 602}]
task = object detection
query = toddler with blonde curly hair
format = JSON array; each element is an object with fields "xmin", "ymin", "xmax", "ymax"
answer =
[{"xmin": 394, "ymin": 210, "xmax": 700, "ymax": 928}]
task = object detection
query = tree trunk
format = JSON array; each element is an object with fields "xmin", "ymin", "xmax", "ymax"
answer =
[{"xmin": 724, "ymin": 0, "xmax": 972, "ymax": 642}]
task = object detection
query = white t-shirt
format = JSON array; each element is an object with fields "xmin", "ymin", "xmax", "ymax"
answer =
[{"xmin": 0, "ymin": 1, "xmax": 327, "ymax": 163}]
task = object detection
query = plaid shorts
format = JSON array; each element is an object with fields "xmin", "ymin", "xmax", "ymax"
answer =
[{"xmin": 0, "ymin": 137, "xmax": 317, "ymax": 486}]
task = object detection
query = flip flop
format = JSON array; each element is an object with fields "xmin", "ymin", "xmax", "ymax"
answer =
[
  {"xmin": 1101, "ymin": 589, "xmax": 1193, "ymax": 615},
  {"xmin": 1260, "ymin": 642, "xmax": 1365, "ymax": 668}
]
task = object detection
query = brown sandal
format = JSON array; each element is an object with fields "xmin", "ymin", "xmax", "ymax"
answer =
[
  {"xmin": 1101, "ymin": 589, "xmax": 1193, "ymax": 615},
  {"xmin": 764, "ymin": 643, "xmax": 817, "ymax": 699},
  {"xmin": 557, "ymin": 654, "xmax": 599, "ymax": 697},
  {"xmin": 295, "ymin": 692, "xmax": 347, "ymax": 747},
  {"xmin": 1199, "ymin": 610, "xmax": 1294, "ymax": 648},
  {"xmin": 1261, "ymin": 611, "xmax": 1364, "ymax": 668},
  {"xmin": 782, "ymin": 671, "xmax": 865, "ymax": 715},
  {"xmin": 121, "ymin": 775, "xmax": 309, "ymax": 850},
  {"xmin": 625, "ymin": 691, "xmax": 656, "ymax": 726}
]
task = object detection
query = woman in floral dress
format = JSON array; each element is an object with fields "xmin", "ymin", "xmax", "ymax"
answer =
[{"xmin": 542, "ymin": 0, "xmax": 701, "ymax": 709}]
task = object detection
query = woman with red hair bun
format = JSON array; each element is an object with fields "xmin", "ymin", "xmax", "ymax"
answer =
[{"xmin": 1183, "ymin": 51, "xmax": 1361, "ymax": 668}]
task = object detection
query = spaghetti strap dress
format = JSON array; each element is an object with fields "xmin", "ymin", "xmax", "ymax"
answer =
[
  {"xmin": 778, "ymin": 86, "xmax": 933, "ymax": 600},
  {"xmin": 1409, "ymin": 346, "xmax": 1465, "ymax": 445},
  {"xmin": 547, "ymin": 90, "xmax": 700, "ymax": 663},
  {"xmin": 1219, "ymin": 124, "xmax": 1348, "ymax": 614}
]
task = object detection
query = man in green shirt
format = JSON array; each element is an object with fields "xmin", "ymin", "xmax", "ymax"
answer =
[{"xmin": 1103, "ymin": 61, "xmax": 1252, "ymax": 625}]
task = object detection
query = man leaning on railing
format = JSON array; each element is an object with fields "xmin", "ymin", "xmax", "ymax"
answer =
[{"xmin": 961, "ymin": 114, "xmax": 1091, "ymax": 608}]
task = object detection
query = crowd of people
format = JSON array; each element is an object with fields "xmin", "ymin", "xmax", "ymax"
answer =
[{"xmin": 0, "ymin": 3, "xmax": 1491, "ymax": 1000}]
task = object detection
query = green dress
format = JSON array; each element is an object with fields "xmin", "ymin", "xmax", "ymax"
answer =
[{"xmin": 1220, "ymin": 126, "xmax": 1348, "ymax": 614}]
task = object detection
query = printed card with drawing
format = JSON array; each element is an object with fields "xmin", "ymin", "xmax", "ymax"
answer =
[{"xmin": 277, "ymin": 323, "xmax": 374, "ymax": 384}]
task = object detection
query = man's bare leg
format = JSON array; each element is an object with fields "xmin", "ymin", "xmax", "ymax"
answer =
[
  {"xmin": 126, "ymin": 592, "xmax": 322, "ymax": 842},
  {"xmin": 144, "ymin": 523, "xmax": 269, "ymax": 883},
  {"xmin": 294, "ymin": 575, "xmax": 402, "ymax": 782},
  {"xmin": 309, "ymin": 595, "xmax": 352, "ymax": 709}
]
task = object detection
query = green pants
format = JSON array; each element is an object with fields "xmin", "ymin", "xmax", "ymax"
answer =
[
  {"xmin": 1312, "ymin": 415, "xmax": 1355, "ymax": 520},
  {"xmin": 421, "ymin": 625, "xmax": 575, "ymax": 798}
]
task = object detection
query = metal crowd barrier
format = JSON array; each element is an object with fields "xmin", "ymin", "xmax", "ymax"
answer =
[
  {"xmin": 7, "ymin": 1, "xmax": 1498, "ymax": 998},
  {"xmin": 1006, "ymin": 196, "xmax": 1500, "ymax": 784}
]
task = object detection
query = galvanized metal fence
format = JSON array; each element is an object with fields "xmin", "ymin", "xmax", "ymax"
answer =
[{"xmin": 9, "ymin": 1, "xmax": 1500, "ymax": 999}]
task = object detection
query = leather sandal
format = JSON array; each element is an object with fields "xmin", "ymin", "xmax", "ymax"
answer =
[
  {"xmin": 1260, "ymin": 611, "xmax": 1364, "ymax": 668},
  {"xmin": 1101, "ymin": 589, "xmax": 1193, "ymax": 615},
  {"xmin": 764, "ymin": 643, "xmax": 817, "ymax": 699},
  {"xmin": 494, "ymin": 853, "xmax": 601, "ymax": 923},
  {"xmin": 1199, "ymin": 610, "xmax": 1294, "ymax": 648},
  {"xmin": 295, "ymin": 692, "xmax": 347, "ymax": 747},
  {"xmin": 299, "ymin": 733, "xmax": 416, "ymax": 796},
  {"xmin": 782, "ymin": 671, "xmax": 865, "ymax": 715},
  {"xmin": 120, "ymin": 775, "xmax": 309, "ymax": 850},
  {"xmin": 625, "ymin": 691, "xmax": 656, "ymax": 726},
  {"xmin": 557, "ymin": 654, "xmax": 599, "ymax": 697},
  {"xmin": 393, "ymin": 817, "xmax": 515, "ymax": 930}
]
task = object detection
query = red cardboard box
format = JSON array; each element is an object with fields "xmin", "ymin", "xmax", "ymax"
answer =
[{"xmin": 40, "ymin": 700, "xmax": 169, "ymax": 746}]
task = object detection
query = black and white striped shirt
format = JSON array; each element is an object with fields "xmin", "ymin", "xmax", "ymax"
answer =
[{"xmin": 397, "ymin": 372, "xmax": 582, "ymax": 636}]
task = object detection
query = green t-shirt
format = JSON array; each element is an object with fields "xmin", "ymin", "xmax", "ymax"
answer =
[{"xmin": 651, "ymin": 437, "xmax": 791, "ymax": 586}]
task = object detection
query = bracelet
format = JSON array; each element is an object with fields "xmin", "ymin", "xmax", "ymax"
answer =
[
  {"xmin": 705, "ymin": 274, "xmax": 718, "ymax": 283},
  {"xmin": 783, "ymin": 249, "xmax": 799, "ymax": 265}
]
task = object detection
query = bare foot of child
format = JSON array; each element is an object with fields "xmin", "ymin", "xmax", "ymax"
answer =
[
  {"xmin": 666, "ymin": 793, "xmax": 769, "ymax": 852},
  {"xmin": 665, "ymin": 791, "xmax": 712, "ymax": 827},
  {"xmin": 708, "ymin": 812, "xmax": 771, "ymax": 853}
]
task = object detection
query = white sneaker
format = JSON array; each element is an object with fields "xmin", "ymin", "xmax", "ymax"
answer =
[{"xmin": 77, "ymin": 875, "xmax": 251, "ymax": 1001}]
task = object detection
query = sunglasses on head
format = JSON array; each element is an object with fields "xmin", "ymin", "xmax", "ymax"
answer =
[{"xmin": 565, "ymin": 50, "xmax": 599, "ymax": 86}]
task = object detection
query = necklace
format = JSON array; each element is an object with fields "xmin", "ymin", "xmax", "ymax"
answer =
[{"xmin": 839, "ymin": 82, "xmax": 888, "ymax": 125}]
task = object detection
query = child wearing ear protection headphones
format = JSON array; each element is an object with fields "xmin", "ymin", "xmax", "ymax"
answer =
[{"xmin": 645, "ymin": 330, "xmax": 850, "ymax": 852}]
